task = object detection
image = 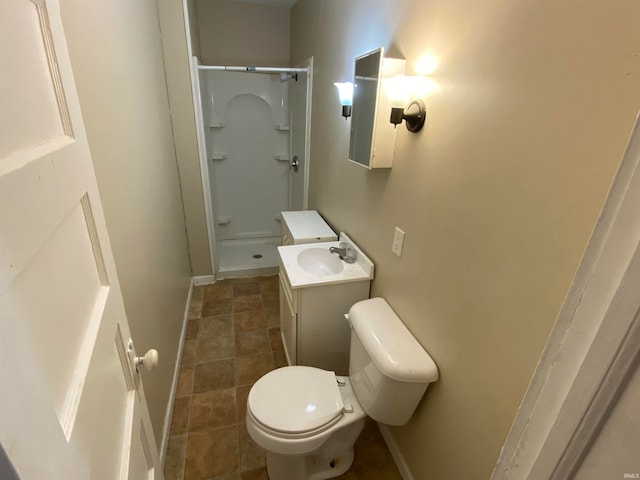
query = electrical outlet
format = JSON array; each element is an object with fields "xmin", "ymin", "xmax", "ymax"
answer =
[{"xmin": 392, "ymin": 227, "xmax": 405, "ymax": 257}]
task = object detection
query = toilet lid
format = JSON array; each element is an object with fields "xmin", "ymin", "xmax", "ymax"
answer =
[{"xmin": 248, "ymin": 366, "xmax": 344, "ymax": 434}]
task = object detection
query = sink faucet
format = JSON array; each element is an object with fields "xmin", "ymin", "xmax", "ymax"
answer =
[{"xmin": 329, "ymin": 242, "xmax": 357, "ymax": 263}]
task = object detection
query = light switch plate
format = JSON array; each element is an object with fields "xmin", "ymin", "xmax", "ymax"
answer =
[{"xmin": 392, "ymin": 227, "xmax": 405, "ymax": 257}]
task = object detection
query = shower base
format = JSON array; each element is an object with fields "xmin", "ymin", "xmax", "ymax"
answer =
[{"xmin": 217, "ymin": 237, "xmax": 280, "ymax": 279}]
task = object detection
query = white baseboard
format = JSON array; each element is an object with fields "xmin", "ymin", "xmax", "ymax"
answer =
[
  {"xmin": 193, "ymin": 274, "xmax": 216, "ymax": 286},
  {"xmin": 378, "ymin": 424, "xmax": 414, "ymax": 480},
  {"xmin": 159, "ymin": 277, "xmax": 194, "ymax": 465}
]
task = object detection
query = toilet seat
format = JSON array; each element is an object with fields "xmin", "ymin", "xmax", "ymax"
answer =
[{"xmin": 248, "ymin": 366, "xmax": 344, "ymax": 435}]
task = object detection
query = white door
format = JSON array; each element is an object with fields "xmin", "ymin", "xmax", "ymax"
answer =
[{"xmin": 0, "ymin": 1, "xmax": 162, "ymax": 479}]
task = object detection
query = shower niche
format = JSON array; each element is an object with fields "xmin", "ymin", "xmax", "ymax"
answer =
[{"xmin": 197, "ymin": 66, "xmax": 311, "ymax": 278}]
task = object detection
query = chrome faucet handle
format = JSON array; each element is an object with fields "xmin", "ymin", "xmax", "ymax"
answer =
[
  {"xmin": 329, "ymin": 242, "xmax": 357, "ymax": 263},
  {"xmin": 343, "ymin": 244, "xmax": 357, "ymax": 264}
]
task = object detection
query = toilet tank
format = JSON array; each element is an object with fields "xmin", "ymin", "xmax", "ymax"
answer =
[{"xmin": 347, "ymin": 298, "xmax": 439, "ymax": 426}]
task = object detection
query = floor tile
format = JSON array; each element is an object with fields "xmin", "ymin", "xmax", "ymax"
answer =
[
  {"xmin": 180, "ymin": 339, "xmax": 197, "ymax": 368},
  {"xmin": 164, "ymin": 435, "xmax": 187, "ymax": 480},
  {"xmin": 185, "ymin": 319, "xmax": 199, "ymax": 339},
  {"xmin": 212, "ymin": 474, "xmax": 241, "ymax": 480},
  {"xmin": 268, "ymin": 328, "xmax": 283, "ymax": 351},
  {"xmin": 235, "ymin": 330, "xmax": 271, "ymax": 356},
  {"xmin": 232, "ymin": 281, "xmax": 260, "ymax": 297},
  {"xmin": 190, "ymin": 389, "xmax": 237, "ymax": 432},
  {"xmin": 258, "ymin": 275, "xmax": 278, "ymax": 294},
  {"xmin": 193, "ymin": 359, "xmax": 235, "ymax": 393},
  {"xmin": 233, "ymin": 310, "xmax": 267, "ymax": 332},
  {"xmin": 230, "ymin": 277, "xmax": 257, "ymax": 284},
  {"xmin": 176, "ymin": 366, "xmax": 194, "ymax": 398},
  {"xmin": 184, "ymin": 426, "xmax": 239, "ymax": 480},
  {"xmin": 236, "ymin": 352, "xmax": 275, "ymax": 386},
  {"xmin": 265, "ymin": 309, "xmax": 280, "ymax": 328},
  {"xmin": 170, "ymin": 397, "xmax": 191, "ymax": 436},
  {"xmin": 203, "ymin": 298, "xmax": 233, "ymax": 316},
  {"xmin": 204, "ymin": 282, "xmax": 232, "ymax": 301},
  {"xmin": 196, "ymin": 334, "xmax": 235, "ymax": 363},
  {"xmin": 192, "ymin": 285, "xmax": 205, "ymax": 303},
  {"xmin": 239, "ymin": 423, "xmax": 266, "ymax": 471},
  {"xmin": 233, "ymin": 295, "xmax": 263, "ymax": 313},
  {"xmin": 260, "ymin": 293, "xmax": 279, "ymax": 311},
  {"xmin": 240, "ymin": 467, "xmax": 268, "ymax": 480},
  {"xmin": 335, "ymin": 419, "xmax": 403, "ymax": 479},
  {"xmin": 273, "ymin": 350, "xmax": 288, "ymax": 369},
  {"xmin": 200, "ymin": 315, "xmax": 234, "ymax": 339},
  {"xmin": 188, "ymin": 301, "xmax": 203, "ymax": 321},
  {"xmin": 236, "ymin": 385, "xmax": 251, "ymax": 422}
]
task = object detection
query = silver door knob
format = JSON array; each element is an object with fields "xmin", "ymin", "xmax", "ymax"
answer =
[
  {"xmin": 290, "ymin": 155, "xmax": 299, "ymax": 172},
  {"xmin": 135, "ymin": 349, "xmax": 159, "ymax": 371}
]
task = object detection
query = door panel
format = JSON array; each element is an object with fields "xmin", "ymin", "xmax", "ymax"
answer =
[
  {"xmin": 0, "ymin": 0, "xmax": 70, "ymax": 159},
  {"xmin": 10, "ymin": 198, "xmax": 105, "ymax": 429},
  {"xmin": 0, "ymin": 1, "xmax": 162, "ymax": 478}
]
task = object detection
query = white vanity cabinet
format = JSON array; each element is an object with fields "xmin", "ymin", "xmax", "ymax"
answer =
[{"xmin": 279, "ymin": 269, "xmax": 370, "ymax": 376}]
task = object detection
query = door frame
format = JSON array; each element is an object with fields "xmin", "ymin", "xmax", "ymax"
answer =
[
  {"xmin": 289, "ymin": 56, "xmax": 313, "ymax": 211},
  {"xmin": 189, "ymin": 55, "xmax": 218, "ymax": 282},
  {"xmin": 190, "ymin": 62, "xmax": 308, "ymax": 278},
  {"xmin": 492, "ymin": 113, "xmax": 640, "ymax": 478},
  {"xmin": 189, "ymin": 61, "xmax": 311, "ymax": 278}
]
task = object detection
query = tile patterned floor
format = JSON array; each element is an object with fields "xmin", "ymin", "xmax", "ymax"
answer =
[{"xmin": 164, "ymin": 275, "xmax": 403, "ymax": 480}]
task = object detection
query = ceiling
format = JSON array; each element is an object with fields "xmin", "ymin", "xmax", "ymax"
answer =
[{"xmin": 225, "ymin": 0, "xmax": 298, "ymax": 7}]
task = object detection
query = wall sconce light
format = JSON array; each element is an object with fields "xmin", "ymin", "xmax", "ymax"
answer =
[
  {"xmin": 385, "ymin": 75, "xmax": 426, "ymax": 133},
  {"xmin": 334, "ymin": 82, "xmax": 353, "ymax": 118},
  {"xmin": 389, "ymin": 100, "xmax": 426, "ymax": 132}
]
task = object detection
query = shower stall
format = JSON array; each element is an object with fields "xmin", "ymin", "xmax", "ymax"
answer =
[{"xmin": 191, "ymin": 59, "xmax": 312, "ymax": 279}]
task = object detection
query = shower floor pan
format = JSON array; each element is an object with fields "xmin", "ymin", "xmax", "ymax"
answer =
[{"xmin": 217, "ymin": 237, "xmax": 280, "ymax": 279}]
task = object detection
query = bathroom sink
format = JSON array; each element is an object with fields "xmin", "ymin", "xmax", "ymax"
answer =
[
  {"xmin": 278, "ymin": 233, "xmax": 374, "ymax": 288},
  {"xmin": 297, "ymin": 248, "xmax": 344, "ymax": 276}
]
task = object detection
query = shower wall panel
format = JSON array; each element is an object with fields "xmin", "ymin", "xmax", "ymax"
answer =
[{"xmin": 201, "ymin": 71, "xmax": 289, "ymax": 241}]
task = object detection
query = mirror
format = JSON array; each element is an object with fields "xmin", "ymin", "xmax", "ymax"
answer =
[
  {"xmin": 349, "ymin": 49, "xmax": 382, "ymax": 168},
  {"xmin": 348, "ymin": 48, "xmax": 405, "ymax": 169}
]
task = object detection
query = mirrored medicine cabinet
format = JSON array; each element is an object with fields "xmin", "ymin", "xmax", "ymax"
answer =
[{"xmin": 348, "ymin": 48, "xmax": 406, "ymax": 169}]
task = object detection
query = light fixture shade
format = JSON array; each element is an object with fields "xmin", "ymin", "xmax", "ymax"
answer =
[
  {"xmin": 384, "ymin": 75, "xmax": 412, "ymax": 108},
  {"xmin": 334, "ymin": 82, "xmax": 354, "ymax": 106}
]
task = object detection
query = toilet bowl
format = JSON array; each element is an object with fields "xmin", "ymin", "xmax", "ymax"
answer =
[
  {"xmin": 246, "ymin": 366, "xmax": 366, "ymax": 478},
  {"xmin": 246, "ymin": 298, "xmax": 439, "ymax": 480}
]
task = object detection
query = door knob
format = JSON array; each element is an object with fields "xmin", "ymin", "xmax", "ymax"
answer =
[{"xmin": 135, "ymin": 349, "xmax": 159, "ymax": 371}]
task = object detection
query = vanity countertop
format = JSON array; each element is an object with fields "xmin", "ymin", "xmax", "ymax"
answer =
[{"xmin": 277, "ymin": 233, "xmax": 374, "ymax": 289}]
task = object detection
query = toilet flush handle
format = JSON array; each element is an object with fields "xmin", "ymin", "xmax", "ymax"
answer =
[{"xmin": 135, "ymin": 349, "xmax": 159, "ymax": 371}]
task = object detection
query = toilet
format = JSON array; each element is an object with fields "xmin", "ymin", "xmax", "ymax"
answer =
[{"xmin": 246, "ymin": 297, "xmax": 439, "ymax": 480}]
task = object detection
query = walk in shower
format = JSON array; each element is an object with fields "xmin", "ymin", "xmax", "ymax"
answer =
[{"xmin": 192, "ymin": 60, "xmax": 312, "ymax": 278}]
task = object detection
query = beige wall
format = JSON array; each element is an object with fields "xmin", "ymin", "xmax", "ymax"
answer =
[
  {"xmin": 196, "ymin": 0, "xmax": 290, "ymax": 67},
  {"xmin": 291, "ymin": 0, "xmax": 640, "ymax": 477},
  {"xmin": 157, "ymin": 0, "xmax": 213, "ymax": 277},
  {"xmin": 187, "ymin": 0, "xmax": 201, "ymax": 58},
  {"xmin": 60, "ymin": 0, "xmax": 192, "ymax": 446}
]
